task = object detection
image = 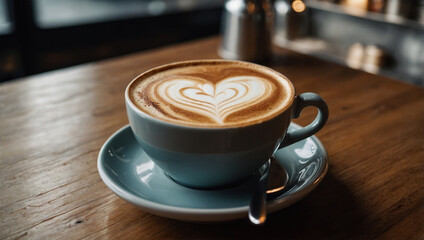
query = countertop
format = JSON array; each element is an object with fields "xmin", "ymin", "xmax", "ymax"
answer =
[{"xmin": 1, "ymin": 37, "xmax": 423, "ymax": 239}]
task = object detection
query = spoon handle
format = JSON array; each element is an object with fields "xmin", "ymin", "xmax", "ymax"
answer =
[{"xmin": 248, "ymin": 160, "xmax": 271, "ymax": 225}]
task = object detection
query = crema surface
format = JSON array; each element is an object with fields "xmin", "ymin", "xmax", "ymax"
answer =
[{"xmin": 128, "ymin": 61, "xmax": 294, "ymax": 127}]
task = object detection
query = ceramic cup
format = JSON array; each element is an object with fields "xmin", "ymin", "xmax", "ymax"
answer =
[{"xmin": 125, "ymin": 60, "xmax": 329, "ymax": 189}]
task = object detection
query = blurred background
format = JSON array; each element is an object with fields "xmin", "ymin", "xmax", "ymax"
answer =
[
  {"xmin": 0, "ymin": 0, "xmax": 225, "ymax": 82},
  {"xmin": 0, "ymin": 0, "xmax": 423, "ymax": 85}
]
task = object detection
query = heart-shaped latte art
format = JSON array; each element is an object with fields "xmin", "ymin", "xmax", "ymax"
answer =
[{"xmin": 155, "ymin": 76, "xmax": 273, "ymax": 124}]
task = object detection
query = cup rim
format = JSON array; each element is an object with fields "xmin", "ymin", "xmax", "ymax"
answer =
[{"xmin": 125, "ymin": 59, "xmax": 295, "ymax": 130}]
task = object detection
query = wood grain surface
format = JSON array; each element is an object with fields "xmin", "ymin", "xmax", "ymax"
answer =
[{"xmin": 1, "ymin": 37, "xmax": 423, "ymax": 239}]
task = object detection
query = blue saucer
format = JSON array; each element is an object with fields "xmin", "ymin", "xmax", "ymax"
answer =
[{"xmin": 97, "ymin": 123, "xmax": 328, "ymax": 222}]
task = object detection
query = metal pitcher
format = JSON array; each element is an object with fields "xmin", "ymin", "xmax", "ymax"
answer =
[{"xmin": 219, "ymin": 0, "xmax": 274, "ymax": 62}]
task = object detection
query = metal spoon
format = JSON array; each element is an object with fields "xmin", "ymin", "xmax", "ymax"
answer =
[
  {"xmin": 248, "ymin": 157, "xmax": 289, "ymax": 225},
  {"xmin": 266, "ymin": 158, "xmax": 289, "ymax": 200}
]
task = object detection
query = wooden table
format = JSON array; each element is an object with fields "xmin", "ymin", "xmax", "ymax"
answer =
[{"xmin": 1, "ymin": 37, "xmax": 423, "ymax": 239}]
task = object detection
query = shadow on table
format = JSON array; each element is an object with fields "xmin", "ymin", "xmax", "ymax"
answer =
[{"xmin": 104, "ymin": 168, "xmax": 376, "ymax": 239}]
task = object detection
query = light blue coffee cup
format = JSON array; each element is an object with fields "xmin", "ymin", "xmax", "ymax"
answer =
[{"xmin": 125, "ymin": 60, "xmax": 328, "ymax": 189}]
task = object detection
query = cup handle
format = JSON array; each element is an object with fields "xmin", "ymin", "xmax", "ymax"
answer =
[{"xmin": 279, "ymin": 93, "xmax": 329, "ymax": 149}]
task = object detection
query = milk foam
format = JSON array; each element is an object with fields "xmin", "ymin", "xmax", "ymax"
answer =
[
  {"xmin": 156, "ymin": 76, "xmax": 272, "ymax": 124},
  {"xmin": 128, "ymin": 61, "xmax": 294, "ymax": 127}
]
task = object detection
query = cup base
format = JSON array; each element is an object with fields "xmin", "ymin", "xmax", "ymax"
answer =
[{"xmin": 163, "ymin": 169, "xmax": 264, "ymax": 190}]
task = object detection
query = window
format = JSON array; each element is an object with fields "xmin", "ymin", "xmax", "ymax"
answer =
[{"xmin": 32, "ymin": 0, "xmax": 225, "ymax": 29}]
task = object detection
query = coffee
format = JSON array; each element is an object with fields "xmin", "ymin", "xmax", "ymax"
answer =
[
  {"xmin": 128, "ymin": 60, "xmax": 294, "ymax": 128},
  {"xmin": 125, "ymin": 60, "xmax": 328, "ymax": 188}
]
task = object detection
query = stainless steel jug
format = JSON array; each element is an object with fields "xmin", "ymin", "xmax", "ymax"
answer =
[{"xmin": 219, "ymin": 0, "xmax": 273, "ymax": 62}]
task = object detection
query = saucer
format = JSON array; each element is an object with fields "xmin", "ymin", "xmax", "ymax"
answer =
[{"xmin": 97, "ymin": 123, "xmax": 328, "ymax": 222}]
